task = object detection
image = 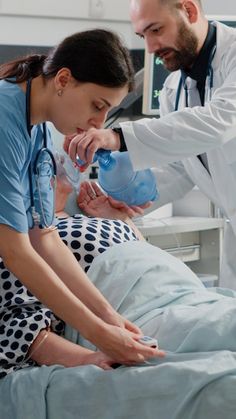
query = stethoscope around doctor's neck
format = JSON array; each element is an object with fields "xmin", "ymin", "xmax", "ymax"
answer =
[
  {"xmin": 174, "ymin": 45, "xmax": 216, "ymax": 111},
  {"xmin": 26, "ymin": 78, "xmax": 57, "ymax": 228}
]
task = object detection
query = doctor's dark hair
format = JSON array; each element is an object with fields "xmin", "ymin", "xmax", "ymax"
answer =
[{"xmin": 0, "ymin": 29, "xmax": 134, "ymax": 91}]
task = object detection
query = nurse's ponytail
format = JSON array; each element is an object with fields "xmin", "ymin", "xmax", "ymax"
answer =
[{"xmin": 0, "ymin": 54, "xmax": 47, "ymax": 82}]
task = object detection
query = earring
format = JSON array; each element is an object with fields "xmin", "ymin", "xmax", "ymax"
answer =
[{"xmin": 57, "ymin": 89, "xmax": 63, "ymax": 97}]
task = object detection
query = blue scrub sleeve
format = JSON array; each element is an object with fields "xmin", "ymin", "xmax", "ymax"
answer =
[{"xmin": 0, "ymin": 127, "xmax": 29, "ymax": 233}]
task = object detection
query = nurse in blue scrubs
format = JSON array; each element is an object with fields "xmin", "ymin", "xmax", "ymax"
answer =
[{"xmin": 0, "ymin": 29, "xmax": 162, "ymax": 378}]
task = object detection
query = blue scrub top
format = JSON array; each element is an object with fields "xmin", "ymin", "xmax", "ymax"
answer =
[{"xmin": 0, "ymin": 80, "xmax": 55, "ymax": 233}]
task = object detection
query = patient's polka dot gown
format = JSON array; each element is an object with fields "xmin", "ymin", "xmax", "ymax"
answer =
[
  {"xmin": 0, "ymin": 215, "xmax": 138, "ymax": 378},
  {"xmin": 57, "ymin": 215, "xmax": 138, "ymax": 272}
]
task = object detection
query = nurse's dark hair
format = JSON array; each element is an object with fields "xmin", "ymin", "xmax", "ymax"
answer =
[{"xmin": 0, "ymin": 29, "xmax": 134, "ymax": 91}]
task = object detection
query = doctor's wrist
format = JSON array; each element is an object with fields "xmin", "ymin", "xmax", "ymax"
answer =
[{"xmin": 111, "ymin": 127, "xmax": 127, "ymax": 152}]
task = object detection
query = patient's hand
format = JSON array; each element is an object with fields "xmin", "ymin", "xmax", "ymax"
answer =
[
  {"xmin": 77, "ymin": 181, "xmax": 128, "ymax": 220},
  {"xmin": 77, "ymin": 181, "xmax": 149, "ymax": 219}
]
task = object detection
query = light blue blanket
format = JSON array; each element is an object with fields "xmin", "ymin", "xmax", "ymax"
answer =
[{"xmin": 1, "ymin": 241, "xmax": 236, "ymax": 419}]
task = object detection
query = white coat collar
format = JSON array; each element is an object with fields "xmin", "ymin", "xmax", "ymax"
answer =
[{"xmin": 212, "ymin": 21, "xmax": 236, "ymax": 70}]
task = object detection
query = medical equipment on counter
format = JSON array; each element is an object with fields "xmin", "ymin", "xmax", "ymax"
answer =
[{"xmin": 26, "ymin": 78, "xmax": 57, "ymax": 228}]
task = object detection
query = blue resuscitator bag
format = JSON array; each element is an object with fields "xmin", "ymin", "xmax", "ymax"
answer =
[{"xmin": 77, "ymin": 149, "xmax": 159, "ymax": 206}]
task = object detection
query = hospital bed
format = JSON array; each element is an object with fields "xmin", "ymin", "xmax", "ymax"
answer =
[{"xmin": 0, "ymin": 240, "xmax": 236, "ymax": 419}]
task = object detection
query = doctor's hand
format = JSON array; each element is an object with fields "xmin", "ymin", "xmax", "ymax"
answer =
[
  {"xmin": 107, "ymin": 195, "xmax": 152, "ymax": 218},
  {"xmin": 63, "ymin": 128, "xmax": 120, "ymax": 169}
]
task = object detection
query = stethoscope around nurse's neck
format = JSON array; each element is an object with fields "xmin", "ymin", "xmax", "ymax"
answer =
[
  {"xmin": 26, "ymin": 78, "xmax": 57, "ymax": 228},
  {"xmin": 174, "ymin": 45, "xmax": 216, "ymax": 111}
]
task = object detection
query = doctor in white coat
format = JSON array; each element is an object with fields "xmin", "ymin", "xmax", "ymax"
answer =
[{"xmin": 64, "ymin": 0, "xmax": 236, "ymax": 289}]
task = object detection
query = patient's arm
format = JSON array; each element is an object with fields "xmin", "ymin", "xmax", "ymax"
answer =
[
  {"xmin": 55, "ymin": 176, "xmax": 144, "ymax": 240},
  {"xmin": 77, "ymin": 181, "xmax": 145, "ymax": 241},
  {"xmin": 78, "ymin": 182, "xmax": 151, "ymax": 219},
  {"xmin": 55, "ymin": 171, "xmax": 74, "ymax": 218}
]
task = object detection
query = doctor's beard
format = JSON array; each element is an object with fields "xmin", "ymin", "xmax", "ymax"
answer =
[{"xmin": 155, "ymin": 20, "xmax": 198, "ymax": 72}]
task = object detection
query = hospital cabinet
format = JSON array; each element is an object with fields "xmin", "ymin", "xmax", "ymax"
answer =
[{"xmin": 135, "ymin": 216, "xmax": 224, "ymax": 285}]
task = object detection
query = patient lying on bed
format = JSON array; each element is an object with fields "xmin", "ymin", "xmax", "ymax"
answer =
[
  {"xmin": 56, "ymin": 178, "xmax": 145, "ymax": 271},
  {"xmin": 1, "ymin": 175, "xmax": 236, "ymax": 419},
  {"xmin": 58, "ymin": 178, "xmax": 236, "ymax": 355},
  {"xmin": 0, "ymin": 174, "xmax": 234, "ymax": 381},
  {"xmin": 0, "ymin": 176, "xmax": 162, "ymax": 379}
]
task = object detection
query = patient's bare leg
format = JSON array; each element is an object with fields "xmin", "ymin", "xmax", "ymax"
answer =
[{"xmin": 28, "ymin": 329, "xmax": 113, "ymax": 370}]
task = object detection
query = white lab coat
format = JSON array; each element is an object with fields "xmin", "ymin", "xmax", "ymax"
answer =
[{"xmin": 120, "ymin": 22, "xmax": 236, "ymax": 289}]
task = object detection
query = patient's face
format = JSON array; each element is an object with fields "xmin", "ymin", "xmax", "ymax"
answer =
[{"xmin": 55, "ymin": 176, "xmax": 73, "ymax": 214}]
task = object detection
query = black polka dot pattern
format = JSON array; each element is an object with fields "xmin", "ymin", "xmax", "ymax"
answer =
[
  {"xmin": 57, "ymin": 214, "xmax": 138, "ymax": 273},
  {"xmin": 0, "ymin": 262, "xmax": 64, "ymax": 378},
  {"xmin": 0, "ymin": 214, "xmax": 138, "ymax": 378}
]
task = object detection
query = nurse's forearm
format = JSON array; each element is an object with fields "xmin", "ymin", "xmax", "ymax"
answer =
[
  {"xmin": 0, "ymin": 226, "xmax": 105, "ymax": 340},
  {"xmin": 29, "ymin": 228, "xmax": 115, "ymax": 319}
]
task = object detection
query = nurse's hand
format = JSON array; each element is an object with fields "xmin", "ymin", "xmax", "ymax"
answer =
[
  {"xmin": 94, "ymin": 323, "xmax": 165, "ymax": 365},
  {"xmin": 63, "ymin": 128, "xmax": 120, "ymax": 169},
  {"xmin": 102, "ymin": 307, "xmax": 142, "ymax": 335}
]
